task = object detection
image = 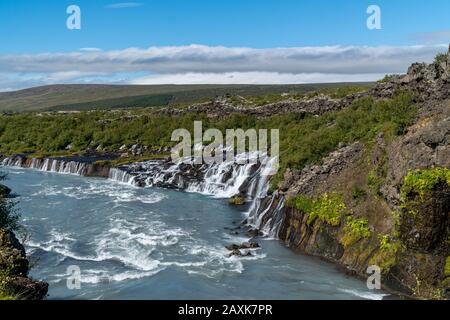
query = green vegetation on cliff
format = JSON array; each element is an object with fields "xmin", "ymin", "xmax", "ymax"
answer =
[
  {"xmin": 0, "ymin": 174, "xmax": 23, "ymax": 300},
  {"xmin": 369, "ymin": 235, "xmax": 404, "ymax": 273},
  {"xmin": 0, "ymin": 92, "xmax": 417, "ymax": 188},
  {"xmin": 289, "ymin": 193, "xmax": 347, "ymax": 226},
  {"xmin": 0, "ymin": 175, "xmax": 20, "ymax": 232},
  {"xmin": 401, "ymin": 167, "xmax": 450, "ymax": 200},
  {"xmin": 340, "ymin": 216, "xmax": 372, "ymax": 247}
]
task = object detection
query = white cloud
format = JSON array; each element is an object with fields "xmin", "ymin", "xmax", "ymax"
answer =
[
  {"xmin": 105, "ymin": 2, "xmax": 143, "ymax": 9},
  {"xmin": 0, "ymin": 44, "xmax": 446, "ymax": 91},
  {"xmin": 410, "ymin": 30, "xmax": 450, "ymax": 44},
  {"xmin": 78, "ymin": 48, "xmax": 103, "ymax": 52},
  {"xmin": 129, "ymin": 72, "xmax": 385, "ymax": 85}
]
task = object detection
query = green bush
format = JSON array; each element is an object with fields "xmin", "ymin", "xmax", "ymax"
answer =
[
  {"xmin": 369, "ymin": 234, "xmax": 404, "ymax": 273},
  {"xmin": 290, "ymin": 193, "xmax": 347, "ymax": 226},
  {"xmin": 341, "ymin": 216, "xmax": 372, "ymax": 247},
  {"xmin": 0, "ymin": 92, "xmax": 417, "ymax": 192},
  {"xmin": 0, "ymin": 174, "xmax": 21, "ymax": 232},
  {"xmin": 401, "ymin": 167, "xmax": 450, "ymax": 200},
  {"xmin": 434, "ymin": 52, "xmax": 448, "ymax": 65}
]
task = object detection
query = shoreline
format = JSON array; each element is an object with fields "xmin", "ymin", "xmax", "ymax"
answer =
[{"xmin": 1, "ymin": 154, "xmax": 400, "ymax": 300}]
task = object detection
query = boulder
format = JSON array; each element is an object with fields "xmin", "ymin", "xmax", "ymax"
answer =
[
  {"xmin": 0, "ymin": 184, "xmax": 11, "ymax": 198},
  {"xmin": 0, "ymin": 229, "xmax": 28, "ymax": 276},
  {"xmin": 5, "ymin": 277, "xmax": 48, "ymax": 300},
  {"xmin": 0, "ymin": 229, "xmax": 48, "ymax": 300}
]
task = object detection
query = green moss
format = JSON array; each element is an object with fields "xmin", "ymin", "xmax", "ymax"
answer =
[
  {"xmin": 0, "ymin": 268, "xmax": 18, "ymax": 300},
  {"xmin": 290, "ymin": 193, "xmax": 347, "ymax": 226},
  {"xmin": 351, "ymin": 186, "xmax": 367, "ymax": 201},
  {"xmin": 401, "ymin": 167, "xmax": 450, "ymax": 200},
  {"xmin": 369, "ymin": 234, "xmax": 404, "ymax": 273},
  {"xmin": 228, "ymin": 196, "xmax": 245, "ymax": 206},
  {"xmin": 341, "ymin": 216, "xmax": 372, "ymax": 247},
  {"xmin": 445, "ymin": 256, "xmax": 450, "ymax": 277},
  {"xmin": 367, "ymin": 170, "xmax": 384, "ymax": 196}
]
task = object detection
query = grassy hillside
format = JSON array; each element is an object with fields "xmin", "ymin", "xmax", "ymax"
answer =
[
  {"xmin": 0, "ymin": 91, "xmax": 416, "ymax": 188},
  {"xmin": 0, "ymin": 83, "xmax": 373, "ymax": 112}
]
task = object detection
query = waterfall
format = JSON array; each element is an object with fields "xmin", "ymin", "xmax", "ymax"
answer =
[
  {"xmin": 2, "ymin": 154, "xmax": 285, "ymax": 237},
  {"xmin": 108, "ymin": 168, "xmax": 136, "ymax": 184},
  {"xmin": 1, "ymin": 156, "xmax": 87, "ymax": 176},
  {"xmin": 106, "ymin": 153, "xmax": 285, "ymax": 237}
]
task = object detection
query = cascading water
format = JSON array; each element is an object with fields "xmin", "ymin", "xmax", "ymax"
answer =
[
  {"xmin": 106, "ymin": 152, "xmax": 285, "ymax": 237},
  {"xmin": 2, "ymin": 156, "xmax": 88, "ymax": 176},
  {"xmin": 1, "ymin": 153, "xmax": 285, "ymax": 237}
]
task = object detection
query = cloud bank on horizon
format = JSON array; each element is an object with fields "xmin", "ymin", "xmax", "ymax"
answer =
[{"xmin": 0, "ymin": 44, "xmax": 446, "ymax": 92}]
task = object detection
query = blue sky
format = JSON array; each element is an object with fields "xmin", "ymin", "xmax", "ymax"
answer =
[{"xmin": 1, "ymin": 0, "xmax": 449, "ymax": 90}]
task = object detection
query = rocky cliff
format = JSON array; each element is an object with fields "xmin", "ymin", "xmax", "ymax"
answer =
[
  {"xmin": 258, "ymin": 47, "xmax": 450, "ymax": 299},
  {"xmin": 0, "ymin": 229, "xmax": 48, "ymax": 300}
]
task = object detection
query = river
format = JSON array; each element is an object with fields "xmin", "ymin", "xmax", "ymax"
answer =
[{"xmin": 1, "ymin": 166, "xmax": 390, "ymax": 300}]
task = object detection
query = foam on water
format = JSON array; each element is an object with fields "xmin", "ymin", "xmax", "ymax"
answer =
[{"xmin": 0, "ymin": 165, "xmax": 393, "ymax": 300}]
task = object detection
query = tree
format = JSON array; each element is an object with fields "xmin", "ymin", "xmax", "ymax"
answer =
[{"xmin": 0, "ymin": 173, "xmax": 21, "ymax": 232}]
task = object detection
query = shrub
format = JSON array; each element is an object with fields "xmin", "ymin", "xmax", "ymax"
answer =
[
  {"xmin": 378, "ymin": 74, "xmax": 398, "ymax": 83},
  {"xmin": 341, "ymin": 216, "xmax": 372, "ymax": 247},
  {"xmin": 434, "ymin": 52, "xmax": 448, "ymax": 65},
  {"xmin": 369, "ymin": 234, "xmax": 404, "ymax": 273},
  {"xmin": 400, "ymin": 167, "xmax": 450, "ymax": 200},
  {"xmin": 291, "ymin": 193, "xmax": 347, "ymax": 226},
  {"xmin": 367, "ymin": 170, "xmax": 384, "ymax": 196},
  {"xmin": 0, "ymin": 173, "xmax": 21, "ymax": 232},
  {"xmin": 351, "ymin": 186, "xmax": 367, "ymax": 201}
]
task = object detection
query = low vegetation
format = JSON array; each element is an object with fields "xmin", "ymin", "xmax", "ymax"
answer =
[
  {"xmin": 369, "ymin": 234, "xmax": 404, "ymax": 273},
  {"xmin": 0, "ymin": 174, "xmax": 22, "ymax": 300},
  {"xmin": 289, "ymin": 193, "xmax": 347, "ymax": 226},
  {"xmin": 340, "ymin": 216, "xmax": 372, "ymax": 247},
  {"xmin": 0, "ymin": 175, "xmax": 20, "ymax": 232},
  {"xmin": 0, "ymin": 91, "xmax": 417, "ymax": 190},
  {"xmin": 228, "ymin": 196, "xmax": 245, "ymax": 206},
  {"xmin": 434, "ymin": 52, "xmax": 448, "ymax": 65},
  {"xmin": 400, "ymin": 167, "xmax": 450, "ymax": 200}
]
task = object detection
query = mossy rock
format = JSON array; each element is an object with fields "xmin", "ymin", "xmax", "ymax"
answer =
[
  {"xmin": 229, "ymin": 196, "xmax": 245, "ymax": 206},
  {"xmin": 0, "ymin": 229, "xmax": 29, "ymax": 277},
  {"xmin": 0, "ymin": 184, "xmax": 11, "ymax": 198},
  {"xmin": 399, "ymin": 181, "xmax": 449, "ymax": 253}
]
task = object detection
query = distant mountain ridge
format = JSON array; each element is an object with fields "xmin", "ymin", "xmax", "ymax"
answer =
[{"xmin": 0, "ymin": 83, "xmax": 372, "ymax": 112}]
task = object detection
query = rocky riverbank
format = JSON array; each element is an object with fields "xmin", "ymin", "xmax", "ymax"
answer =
[
  {"xmin": 0, "ymin": 229, "xmax": 48, "ymax": 300},
  {"xmin": 254, "ymin": 47, "xmax": 450, "ymax": 299},
  {"xmin": 1, "ymin": 47, "xmax": 449, "ymax": 300}
]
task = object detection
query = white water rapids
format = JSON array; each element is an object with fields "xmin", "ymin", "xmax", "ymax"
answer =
[{"xmin": 2, "ymin": 153, "xmax": 285, "ymax": 238}]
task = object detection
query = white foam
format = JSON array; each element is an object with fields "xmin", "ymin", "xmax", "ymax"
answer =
[{"xmin": 339, "ymin": 288, "xmax": 389, "ymax": 300}]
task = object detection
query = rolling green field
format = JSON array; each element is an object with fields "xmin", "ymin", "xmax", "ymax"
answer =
[
  {"xmin": 0, "ymin": 83, "xmax": 373, "ymax": 112},
  {"xmin": 0, "ymin": 90, "xmax": 417, "ymax": 187}
]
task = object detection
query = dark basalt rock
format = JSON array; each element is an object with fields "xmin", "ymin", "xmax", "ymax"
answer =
[
  {"xmin": 228, "ymin": 249, "xmax": 252, "ymax": 257},
  {"xmin": 6, "ymin": 277, "xmax": 49, "ymax": 300},
  {"xmin": 245, "ymin": 228, "xmax": 263, "ymax": 238},
  {"xmin": 0, "ymin": 229, "xmax": 48, "ymax": 300},
  {"xmin": 399, "ymin": 182, "xmax": 450, "ymax": 254},
  {"xmin": 0, "ymin": 229, "xmax": 28, "ymax": 276},
  {"xmin": 225, "ymin": 241, "xmax": 260, "ymax": 251},
  {"xmin": 0, "ymin": 184, "xmax": 12, "ymax": 198}
]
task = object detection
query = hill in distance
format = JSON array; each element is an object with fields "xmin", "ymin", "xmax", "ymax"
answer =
[{"xmin": 0, "ymin": 83, "xmax": 373, "ymax": 113}]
